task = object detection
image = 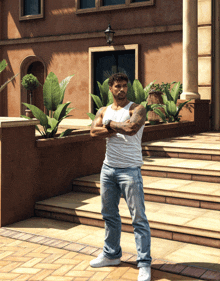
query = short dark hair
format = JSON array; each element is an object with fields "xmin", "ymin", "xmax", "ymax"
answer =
[{"xmin": 108, "ymin": 73, "xmax": 129, "ymax": 87}]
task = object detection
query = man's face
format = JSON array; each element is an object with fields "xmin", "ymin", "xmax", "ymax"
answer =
[{"xmin": 109, "ymin": 80, "xmax": 128, "ymax": 101}]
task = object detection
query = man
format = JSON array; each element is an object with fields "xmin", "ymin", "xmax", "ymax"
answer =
[{"xmin": 90, "ymin": 73, "xmax": 151, "ymax": 281}]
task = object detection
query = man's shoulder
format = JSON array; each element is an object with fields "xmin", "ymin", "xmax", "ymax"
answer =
[
  {"xmin": 96, "ymin": 106, "xmax": 108, "ymax": 117},
  {"xmin": 129, "ymin": 102, "xmax": 145, "ymax": 110}
]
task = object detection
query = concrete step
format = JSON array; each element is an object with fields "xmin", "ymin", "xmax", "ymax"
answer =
[
  {"xmin": 72, "ymin": 174, "xmax": 220, "ymax": 210},
  {"xmin": 142, "ymin": 134, "xmax": 220, "ymax": 161},
  {"xmin": 142, "ymin": 144, "xmax": 220, "ymax": 161},
  {"xmin": 142, "ymin": 156, "xmax": 220, "ymax": 183},
  {"xmin": 35, "ymin": 192, "xmax": 220, "ymax": 249}
]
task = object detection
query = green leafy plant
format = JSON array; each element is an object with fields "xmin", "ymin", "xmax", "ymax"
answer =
[
  {"xmin": 22, "ymin": 72, "xmax": 74, "ymax": 138},
  {"xmin": 21, "ymin": 74, "xmax": 40, "ymax": 91},
  {"xmin": 154, "ymin": 82, "xmax": 190, "ymax": 122},
  {"xmin": 21, "ymin": 74, "xmax": 40, "ymax": 104},
  {"xmin": 87, "ymin": 79, "xmax": 159, "ymax": 121},
  {"xmin": 151, "ymin": 81, "xmax": 183, "ymax": 99},
  {"xmin": 0, "ymin": 59, "xmax": 18, "ymax": 93}
]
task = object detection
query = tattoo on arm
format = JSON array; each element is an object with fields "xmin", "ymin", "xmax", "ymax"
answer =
[
  {"xmin": 91, "ymin": 107, "xmax": 104, "ymax": 129},
  {"xmin": 130, "ymin": 105, "xmax": 146, "ymax": 129},
  {"xmin": 110, "ymin": 105, "xmax": 146, "ymax": 135}
]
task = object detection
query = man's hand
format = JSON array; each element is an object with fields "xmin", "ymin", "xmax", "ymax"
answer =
[{"xmin": 90, "ymin": 107, "xmax": 116, "ymax": 138}]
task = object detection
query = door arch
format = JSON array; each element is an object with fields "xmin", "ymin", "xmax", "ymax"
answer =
[{"xmin": 20, "ymin": 56, "xmax": 46, "ymax": 115}]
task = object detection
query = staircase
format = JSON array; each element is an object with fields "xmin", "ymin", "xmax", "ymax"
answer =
[{"xmin": 35, "ymin": 132, "xmax": 220, "ymax": 251}]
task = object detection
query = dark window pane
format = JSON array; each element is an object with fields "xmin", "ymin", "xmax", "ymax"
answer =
[
  {"xmin": 132, "ymin": 0, "xmax": 149, "ymax": 2},
  {"xmin": 80, "ymin": 0, "xmax": 95, "ymax": 9},
  {"xmin": 24, "ymin": 0, "xmax": 41, "ymax": 15},
  {"xmin": 93, "ymin": 50, "xmax": 135, "ymax": 114},
  {"xmin": 103, "ymin": 0, "xmax": 125, "ymax": 6},
  {"xmin": 117, "ymin": 51, "xmax": 135, "ymax": 84}
]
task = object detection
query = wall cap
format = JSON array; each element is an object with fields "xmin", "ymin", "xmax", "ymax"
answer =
[
  {"xmin": 177, "ymin": 99, "xmax": 210, "ymax": 104},
  {"xmin": 36, "ymin": 122, "xmax": 195, "ymax": 148},
  {"xmin": 0, "ymin": 117, "xmax": 39, "ymax": 128}
]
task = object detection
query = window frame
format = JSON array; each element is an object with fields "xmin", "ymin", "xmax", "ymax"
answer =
[
  {"xmin": 76, "ymin": 0, "xmax": 154, "ymax": 14},
  {"xmin": 19, "ymin": 0, "xmax": 44, "ymax": 21}
]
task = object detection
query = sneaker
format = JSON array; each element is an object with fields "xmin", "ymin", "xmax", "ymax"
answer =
[
  {"xmin": 138, "ymin": 266, "xmax": 151, "ymax": 281},
  {"xmin": 90, "ymin": 252, "xmax": 121, "ymax": 268}
]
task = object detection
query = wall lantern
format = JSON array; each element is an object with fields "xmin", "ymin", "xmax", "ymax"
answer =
[{"xmin": 104, "ymin": 24, "xmax": 115, "ymax": 45}]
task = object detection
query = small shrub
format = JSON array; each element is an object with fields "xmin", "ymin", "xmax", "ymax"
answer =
[{"xmin": 21, "ymin": 74, "xmax": 40, "ymax": 92}]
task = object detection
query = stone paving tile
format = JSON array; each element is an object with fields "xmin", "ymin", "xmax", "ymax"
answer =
[
  {"xmin": 0, "ymin": 234, "xmax": 205, "ymax": 281},
  {"xmin": 181, "ymin": 266, "xmax": 207, "ymax": 278},
  {"xmin": 201, "ymin": 270, "xmax": 220, "ymax": 280}
]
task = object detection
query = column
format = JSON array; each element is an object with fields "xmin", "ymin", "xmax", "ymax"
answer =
[{"xmin": 180, "ymin": 0, "xmax": 200, "ymax": 100}]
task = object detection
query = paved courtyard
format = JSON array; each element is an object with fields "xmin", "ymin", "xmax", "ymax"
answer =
[{"xmin": 0, "ymin": 232, "xmax": 202, "ymax": 281}]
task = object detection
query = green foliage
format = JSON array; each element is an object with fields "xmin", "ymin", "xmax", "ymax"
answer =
[
  {"xmin": 88, "ymin": 78, "xmax": 164, "ymax": 122},
  {"xmin": 133, "ymin": 80, "xmax": 145, "ymax": 104},
  {"xmin": 154, "ymin": 81, "xmax": 190, "ymax": 122},
  {"xmin": 21, "ymin": 74, "xmax": 40, "ymax": 92},
  {"xmin": 86, "ymin": 112, "xmax": 96, "ymax": 122},
  {"xmin": 151, "ymin": 81, "xmax": 183, "ymax": 100},
  {"xmin": 88, "ymin": 78, "xmax": 187, "ymax": 124},
  {"xmin": 0, "ymin": 59, "xmax": 18, "ymax": 93},
  {"xmin": 0, "ymin": 59, "xmax": 7, "ymax": 74},
  {"xmin": 22, "ymin": 72, "xmax": 74, "ymax": 138}
]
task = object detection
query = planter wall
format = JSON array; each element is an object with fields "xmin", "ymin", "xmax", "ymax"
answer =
[{"xmin": 0, "ymin": 119, "xmax": 105, "ymax": 227}]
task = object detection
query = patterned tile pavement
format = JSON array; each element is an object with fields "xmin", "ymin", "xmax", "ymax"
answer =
[{"xmin": 0, "ymin": 228, "xmax": 218, "ymax": 280}]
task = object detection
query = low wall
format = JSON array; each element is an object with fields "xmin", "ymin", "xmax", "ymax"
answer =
[
  {"xmin": 0, "ymin": 119, "xmax": 105, "ymax": 227},
  {"xmin": 0, "ymin": 99, "xmax": 210, "ymax": 226}
]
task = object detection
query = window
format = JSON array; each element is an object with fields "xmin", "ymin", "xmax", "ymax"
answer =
[
  {"xmin": 76, "ymin": 0, "xmax": 154, "ymax": 13},
  {"xmin": 19, "ymin": 0, "xmax": 44, "ymax": 20},
  {"xmin": 80, "ymin": 0, "xmax": 95, "ymax": 9},
  {"xmin": 103, "ymin": 0, "xmax": 125, "ymax": 6}
]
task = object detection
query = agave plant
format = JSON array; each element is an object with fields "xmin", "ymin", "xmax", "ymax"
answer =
[
  {"xmin": 154, "ymin": 82, "xmax": 191, "ymax": 122},
  {"xmin": 0, "ymin": 59, "xmax": 18, "ymax": 93},
  {"xmin": 87, "ymin": 78, "xmax": 158, "ymax": 121},
  {"xmin": 22, "ymin": 72, "xmax": 74, "ymax": 138}
]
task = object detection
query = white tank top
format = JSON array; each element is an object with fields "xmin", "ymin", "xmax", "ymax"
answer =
[{"xmin": 102, "ymin": 102, "xmax": 144, "ymax": 168}]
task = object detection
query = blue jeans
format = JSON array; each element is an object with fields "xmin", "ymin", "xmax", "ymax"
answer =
[{"xmin": 100, "ymin": 163, "xmax": 152, "ymax": 267}]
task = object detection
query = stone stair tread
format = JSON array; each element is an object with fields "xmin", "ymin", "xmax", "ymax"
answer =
[
  {"xmin": 142, "ymin": 145, "xmax": 220, "ymax": 156},
  {"xmin": 73, "ymin": 174, "xmax": 220, "ymax": 202},
  {"xmin": 35, "ymin": 192, "xmax": 220, "ymax": 239},
  {"xmin": 142, "ymin": 156, "xmax": 220, "ymax": 176},
  {"xmin": 142, "ymin": 133, "xmax": 220, "ymax": 155}
]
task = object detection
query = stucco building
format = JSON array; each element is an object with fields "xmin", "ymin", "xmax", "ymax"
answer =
[{"xmin": 0, "ymin": 0, "xmax": 218, "ymax": 129}]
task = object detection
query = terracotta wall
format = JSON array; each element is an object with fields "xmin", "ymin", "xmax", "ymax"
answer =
[
  {"xmin": 0, "ymin": 0, "xmax": 182, "ymax": 118},
  {"xmin": 2, "ymin": 0, "xmax": 182, "ymax": 39},
  {"xmin": 0, "ymin": 125, "xmax": 105, "ymax": 226},
  {"xmin": 1, "ymin": 31, "xmax": 182, "ymax": 118}
]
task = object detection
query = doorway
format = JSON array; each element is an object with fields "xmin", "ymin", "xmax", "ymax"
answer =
[
  {"xmin": 20, "ymin": 56, "xmax": 46, "ymax": 115},
  {"xmin": 93, "ymin": 50, "xmax": 135, "ymax": 113},
  {"xmin": 27, "ymin": 61, "xmax": 44, "ymax": 112}
]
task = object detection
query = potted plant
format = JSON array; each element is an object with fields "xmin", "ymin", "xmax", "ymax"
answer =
[
  {"xmin": 22, "ymin": 72, "xmax": 75, "ymax": 138},
  {"xmin": 21, "ymin": 74, "xmax": 40, "ymax": 118}
]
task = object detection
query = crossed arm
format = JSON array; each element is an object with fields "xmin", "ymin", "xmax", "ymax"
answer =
[
  {"xmin": 90, "ymin": 107, "xmax": 116, "ymax": 138},
  {"xmin": 109, "ymin": 104, "xmax": 146, "ymax": 136},
  {"xmin": 90, "ymin": 104, "xmax": 146, "ymax": 138}
]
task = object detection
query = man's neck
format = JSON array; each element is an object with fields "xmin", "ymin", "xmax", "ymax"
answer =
[{"xmin": 111, "ymin": 98, "xmax": 130, "ymax": 110}]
